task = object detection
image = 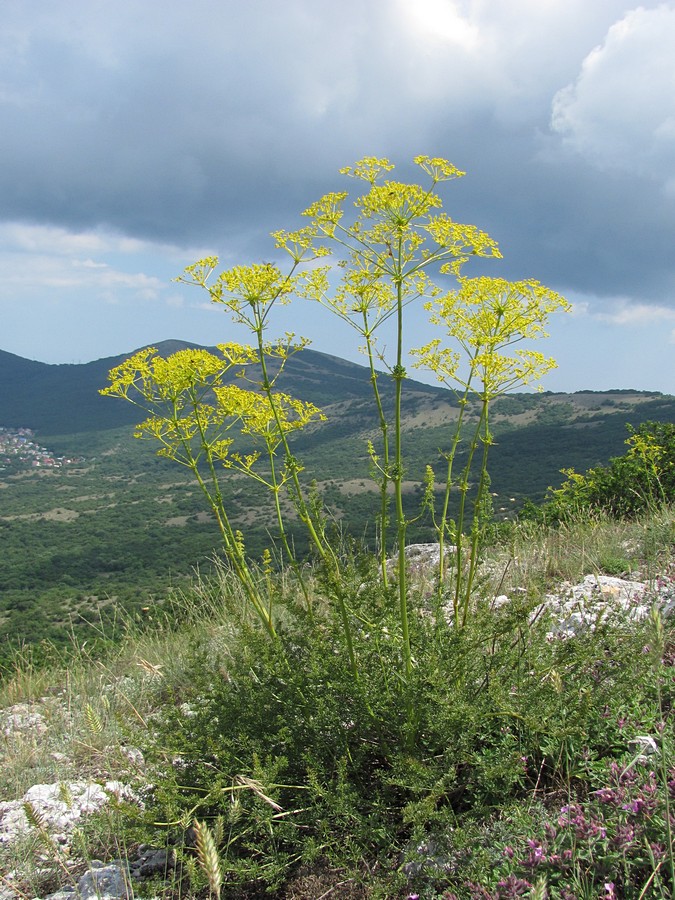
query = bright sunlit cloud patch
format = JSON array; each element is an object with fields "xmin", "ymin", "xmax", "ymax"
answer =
[{"xmin": 397, "ymin": 0, "xmax": 480, "ymax": 48}]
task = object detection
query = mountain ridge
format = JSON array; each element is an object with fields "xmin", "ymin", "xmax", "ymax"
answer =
[
  {"xmin": 2, "ymin": 342, "xmax": 672, "ymax": 437},
  {"xmin": 0, "ymin": 341, "xmax": 449, "ymax": 435}
]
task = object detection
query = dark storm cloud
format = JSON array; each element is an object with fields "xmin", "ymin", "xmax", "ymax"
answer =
[{"xmin": 1, "ymin": 0, "xmax": 674, "ymax": 303}]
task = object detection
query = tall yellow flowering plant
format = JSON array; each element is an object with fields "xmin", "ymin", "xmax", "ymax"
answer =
[
  {"xmin": 102, "ymin": 156, "xmax": 569, "ymax": 702},
  {"xmin": 298, "ymin": 156, "xmax": 507, "ymax": 683}
]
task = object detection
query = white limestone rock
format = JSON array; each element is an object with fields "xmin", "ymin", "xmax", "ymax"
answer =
[
  {"xmin": 0, "ymin": 781, "xmax": 141, "ymax": 847},
  {"xmin": 1, "ymin": 703, "xmax": 48, "ymax": 737},
  {"xmin": 533, "ymin": 574, "xmax": 671, "ymax": 639}
]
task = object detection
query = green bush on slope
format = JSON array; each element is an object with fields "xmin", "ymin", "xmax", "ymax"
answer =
[{"xmin": 526, "ymin": 421, "xmax": 675, "ymax": 523}]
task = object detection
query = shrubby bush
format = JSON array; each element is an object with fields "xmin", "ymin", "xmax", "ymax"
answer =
[
  {"xmin": 95, "ymin": 157, "xmax": 675, "ymax": 896},
  {"xmin": 525, "ymin": 421, "xmax": 675, "ymax": 523}
]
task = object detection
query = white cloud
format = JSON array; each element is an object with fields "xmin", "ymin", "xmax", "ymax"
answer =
[
  {"xmin": 0, "ymin": 253, "xmax": 162, "ymax": 296},
  {"xmin": 0, "ymin": 222, "xmax": 188, "ymax": 259},
  {"xmin": 391, "ymin": 0, "xmax": 642, "ymax": 120},
  {"xmin": 74, "ymin": 259, "xmax": 109, "ymax": 269},
  {"xmin": 562, "ymin": 291, "xmax": 675, "ymax": 326},
  {"xmin": 551, "ymin": 4, "xmax": 675, "ymax": 186},
  {"xmin": 595, "ymin": 300, "xmax": 675, "ymax": 326},
  {"xmin": 1, "ymin": 223, "xmax": 110, "ymax": 255},
  {"xmin": 0, "ymin": 225, "xmax": 166, "ymax": 304},
  {"xmin": 398, "ymin": 0, "xmax": 481, "ymax": 49},
  {"xmin": 573, "ymin": 296, "xmax": 675, "ymax": 326},
  {"xmin": 568, "ymin": 299, "xmax": 591, "ymax": 318}
]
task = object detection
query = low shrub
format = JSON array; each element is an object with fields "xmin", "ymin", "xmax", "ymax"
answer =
[{"xmin": 130, "ymin": 550, "xmax": 673, "ymax": 896}]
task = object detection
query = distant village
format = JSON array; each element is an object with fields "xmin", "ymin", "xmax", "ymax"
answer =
[{"xmin": 0, "ymin": 427, "xmax": 82, "ymax": 475}]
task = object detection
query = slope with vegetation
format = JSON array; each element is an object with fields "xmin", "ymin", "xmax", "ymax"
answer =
[{"xmin": 1, "ymin": 506, "xmax": 673, "ymax": 898}]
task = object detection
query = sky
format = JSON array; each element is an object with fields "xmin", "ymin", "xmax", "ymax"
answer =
[{"xmin": 1, "ymin": 0, "xmax": 674, "ymax": 394}]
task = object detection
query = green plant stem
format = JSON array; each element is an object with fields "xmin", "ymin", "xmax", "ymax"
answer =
[
  {"xmin": 188, "ymin": 412, "xmax": 277, "ymax": 640},
  {"xmin": 252, "ymin": 342, "xmax": 319, "ymax": 619},
  {"xmin": 164, "ymin": 387, "xmax": 274, "ymax": 637},
  {"xmin": 436, "ymin": 382, "xmax": 472, "ymax": 591},
  {"xmin": 268, "ymin": 464, "xmax": 313, "ymax": 613},
  {"xmin": 362, "ymin": 316, "xmax": 391, "ymax": 581},
  {"xmin": 249, "ymin": 349, "xmax": 313, "ymax": 612},
  {"xmin": 461, "ymin": 395, "xmax": 492, "ymax": 626},
  {"xmin": 255, "ymin": 332, "xmax": 334, "ymax": 571},
  {"xmin": 452, "ymin": 403, "xmax": 487, "ymax": 626},
  {"xmin": 253, "ymin": 328, "xmax": 359, "ymax": 677},
  {"xmin": 392, "ymin": 254, "xmax": 412, "ymax": 690}
]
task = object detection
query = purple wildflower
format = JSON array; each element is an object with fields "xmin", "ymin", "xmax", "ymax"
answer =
[
  {"xmin": 496, "ymin": 874, "xmax": 533, "ymax": 896},
  {"xmin": 623, "ymin": 797, "xmax": 647, "ymax": 815},
  {"xmin": 611, "ymin": 822, "xmax": 637, "ymax": 851},
  {"xmin": 521, "ymin": 839, "xmax": 546, "ymax": 868}
]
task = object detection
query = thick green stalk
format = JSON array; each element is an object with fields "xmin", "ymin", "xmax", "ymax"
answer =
[
  {"xmin": 392, "ymin": 250, "xmax": 412, "ymax": 686},
  {"xmin": 362, "ymin": 315, "xmax": 391, "ymax": 581},
  {"xmin": 460, "ymin": 395, "xmax": 492, "ymax": 626}
]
